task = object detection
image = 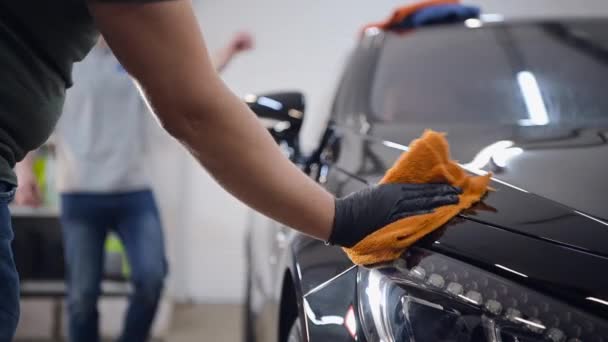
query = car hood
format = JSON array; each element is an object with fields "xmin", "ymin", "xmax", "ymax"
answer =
[
  {"xmin": 352, "ymin": 122, "xmax": 608, "ymax": 258},
  {"xmin": 299, "ymin": 122, "xmax": 608, "ymax": 294},
  {"xmin": 370, "ymin": 122, "xmax": 608, "ymax": 221}
]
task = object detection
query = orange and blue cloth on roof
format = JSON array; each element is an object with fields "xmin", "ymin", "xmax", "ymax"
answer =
[{"xmin": 361, "ymin": 0, "xmax": 480, "ymax": 34}]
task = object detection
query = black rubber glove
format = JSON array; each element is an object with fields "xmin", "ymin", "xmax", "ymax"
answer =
[{"xmin": 329, "ymin": 183, "xmax": 462, "ymax": 247}]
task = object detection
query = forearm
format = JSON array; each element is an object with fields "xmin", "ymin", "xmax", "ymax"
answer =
[
  {"xmin": 212, "ymin": 47, "xmax": 231, "ymax": 73},
  {"xmin": 164, "ymin": 76, "xmax": 335, "ymax": 240},
  {"xmin": 91, "ymin": 0, "xmax": 335, "ymax": 240},
  {"xmin": 89, "ymin": 1, "xmax": 460, "ymax": 248}
]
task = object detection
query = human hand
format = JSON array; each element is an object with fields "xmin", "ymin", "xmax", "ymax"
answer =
[
  {"xmin": 14, "ymin": 174, "xmax": 42, "ymax": 207},
  {"xmin": 228, "ymin": 31, "xmax": 254, "ymax": 54},
  {"xmin": 329, "ymin": 183, "xmax": 461, "ymax": 247}
]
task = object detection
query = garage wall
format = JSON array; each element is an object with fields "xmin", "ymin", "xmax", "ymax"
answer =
[{"xmin": 167, "ymin": 0, "xmax": 608, "ymax": 302}]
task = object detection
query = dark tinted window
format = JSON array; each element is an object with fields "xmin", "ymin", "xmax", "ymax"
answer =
[{"xmin": 371, "ymin": 20, "xmax": 608, "ymax": 125}]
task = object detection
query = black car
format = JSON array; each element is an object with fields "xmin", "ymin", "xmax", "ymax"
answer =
[{"xmin": 244, "ymin": 17, "xmax": 608, "ymax": 342}]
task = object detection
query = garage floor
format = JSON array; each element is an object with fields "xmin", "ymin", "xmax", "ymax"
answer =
[
  {"xmin": 15, "ymin": 304, "xmax": 242, "ymax": 342},
  {"xmin": 167, "ymin": 304, "xmax": 242, "ymax": 342}
]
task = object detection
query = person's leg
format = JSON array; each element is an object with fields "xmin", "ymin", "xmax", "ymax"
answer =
[
  {"xmin": 61, "ymin": 194, "xmax": 109, "ymax": 342},
  {"xmin": 0, "ymin": 182, "xmax": 19, "ymax": 340},
  {"xmin": 114, "ymin": 190, "xmax": 167, "ymax": 342}
]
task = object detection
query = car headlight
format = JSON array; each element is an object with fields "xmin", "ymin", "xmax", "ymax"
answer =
[{"xmin": 357, "ymin": 248, "xmax": 608, "ymax": 342}]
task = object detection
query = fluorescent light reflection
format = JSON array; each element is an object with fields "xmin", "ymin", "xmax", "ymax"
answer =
[
  {"xmin": 257, "ymin": 96, "xmax": 283, "ymax": 111},
  {"xmin": 365, "ymin": 27, "xmax": 381, "ymax": 36},
  {"xmin": 587, "ymin": 297, "xmax": 608, "ymax": 307},
  {"xmin": 458, "ymin": 294, "xmax": 480, "ymax": 305},
  {"xmin": 493, "ymin": 147, "xmax": 523, "ymax": 168},
  {"xmin": 465, "ymin": 140, "xmax": 513, "ymax": 170},
  {"xmin": 465, "ymin": 18, "xmax": 483, "ymax": 28},
  {"xmin": 490, "ymin": 177, "xmax": 530, "ymax": 193},
  {"xmin": 574, "ymin": 211, "xmax": 608, "ymax": 227},
  {"xmin": 464, "ymin": 140, "xmax": 522, "ymax": 170},
  {"xmin": 381, "ymin": 140, "xmax": 409, "ymax": 151},
  {"xmin": 514, "ymin": 317, "xmax": 546, "ymax": 331},
  {"xmin": 366, "ymin": 270, "xmax": 392, "ymax": 340},
  {"xmin": 495, "ymin": 264, "xmax": 528, "ymax": 278},
  {"xmin": 303, "ymin": 299, "xmax": 344, "ymax": 326},
  {"xmin": 517, "ymin": 71, "xmax": 549, "ymax": 126},
  {"xmin": 480, "ymin": 13, "xmax": 504, "ymax": 22}
]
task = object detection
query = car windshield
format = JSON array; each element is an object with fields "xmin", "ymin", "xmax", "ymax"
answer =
[{"xmin": 370, "ymin": 20, "xmax": 608, "ymax": 126}]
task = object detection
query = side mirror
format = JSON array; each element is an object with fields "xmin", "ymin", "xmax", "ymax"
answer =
[
  {"xmin": 245, "ymin": 91, "xmax": 305, "ymax": 125},
  {"xmin": 245, "ymin": 91, "xmax": 306, "ymax": 161}
]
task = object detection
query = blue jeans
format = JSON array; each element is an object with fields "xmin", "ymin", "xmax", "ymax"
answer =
[
  {"xmin": 0, "ymin": 182, "xmax": 18, "ymax": 341},
  {"xmin": 61, "ymin": 190, "xmax": 167, "ymax": 342}
]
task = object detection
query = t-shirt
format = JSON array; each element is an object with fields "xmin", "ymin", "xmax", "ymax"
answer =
[
  {"xmin": 0, "ymin": 1, "xmax": 98, "ymax": 185},
  {"xmin": 55, "ymin": 45, "xmax": 150, "ymax": 193},
  {"xmin": 0, "ymin": 0, "xmax": 157, "ymax": 185}
]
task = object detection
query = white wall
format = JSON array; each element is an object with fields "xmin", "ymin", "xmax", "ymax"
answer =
[{"xmin": 167, "ymin": 0, "xmax": 608, "ymax": 303}]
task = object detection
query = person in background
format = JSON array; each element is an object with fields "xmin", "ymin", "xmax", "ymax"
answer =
[{"xmin": 15, "ymin": 32, "xmax": 254, "ymax": 342}]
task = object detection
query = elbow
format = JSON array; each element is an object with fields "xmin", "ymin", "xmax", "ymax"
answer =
[
  {"xmin": 143, "ymin": 74, "xmax": 226, "ymax": 142},
  {"xmin": 157, "ymin": 110, "xmax": 201, "ymax": 142},
  {"xmin": 157, "ymin": 112, "xmax": 189, "ymax": 140},
  {"xmin": 153, "ymin": 96, "xmax": 212, "ymax": 143}
]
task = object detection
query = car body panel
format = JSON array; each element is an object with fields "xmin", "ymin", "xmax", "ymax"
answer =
[
  {"xmin": 333, "ymin": 126, "xmax": 608, "ymax": 258},
  {"xmin": 247, "ymin": 213, "xmax": 354, "ymax": 342},
  {"xmin": 426, "ymin": 215, "xmax": 608, "ymax": 318},
  {"xmin": 246, "ymin": 17, "xmax": 608, "ymax": 342},
  {"xmin": 303, "ymin": 267, "xmax": 358, "ymax": 341},
  {"xmin": 357, "ymin": 123, "xmax": 608, "ymax": 222},
  {"xmin": 326, "ymin": 125, "xmax": 608, "ymax": 311}
]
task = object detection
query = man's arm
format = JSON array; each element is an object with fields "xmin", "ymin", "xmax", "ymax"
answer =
[
  {"xmin": 131, "ymin": 31, "xmax": 251, "ymax": 166},
  {"xmin": 213, "ymin": 32, "xmax": 254, "ymax": 72},
  {"xmin": 88, "ymin": 0, "xmax": 460, "ymax": 246},
  {"xmin": 89, "ymin": 0, "xmax": 335, "ymax": 240}
]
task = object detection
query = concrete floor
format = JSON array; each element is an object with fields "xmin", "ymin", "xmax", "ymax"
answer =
[
  {"xmin": 15, "ymin": 304, "xmax": 243, "ymax": 342},
  {"xmin": 167, "ymin": 304, "xmax": 242, "ymax": 342}
]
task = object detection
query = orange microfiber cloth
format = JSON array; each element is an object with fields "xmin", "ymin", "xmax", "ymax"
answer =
[{"xmin": 343, "ymin": 130, "xmax": 492, "ymax": 266}]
